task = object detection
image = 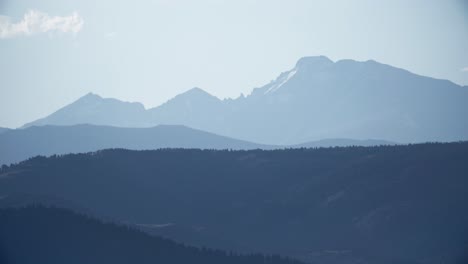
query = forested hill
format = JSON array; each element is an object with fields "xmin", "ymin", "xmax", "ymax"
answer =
[
  {"xmin": 1, "ymin": 143, "xmax": 468, "ymax": 263},
  {"xmin": 0, "ymin": 206, "xmax": 302, "ymax": 264}
]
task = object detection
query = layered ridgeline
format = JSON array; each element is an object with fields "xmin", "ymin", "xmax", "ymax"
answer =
[
  {"xmin": 22, "ymin": 56, "xmax": 468, "ymax": 145},
  {"xmin": 1, "ymin": 143, "xmax": 467, "ymax": 264},
  {"xmin": 0, "ymin": 124, "xmax": 270, "ymax": 165},
  {"xmin": 0, "ymin": 124, "xmax": 392, "ymax": 165},
  {"xmin": 0, "ymin": 206, "xmax": 302, "ymax": 264}
]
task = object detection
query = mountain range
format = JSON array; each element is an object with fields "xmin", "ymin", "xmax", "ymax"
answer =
[
  {"xmin": 0, "ymin": 124, "xmax": 392, "ymax": 165},
  {"xmin": 22, "ymin": 56, "xmax": 468, "ymax": 145}
]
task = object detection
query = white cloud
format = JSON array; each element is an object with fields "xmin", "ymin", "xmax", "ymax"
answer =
[
  {"xmin": 461, "ymin": 67, "xmax": 468, "ymax": 72},
  {"xmin": 0, "ymin": 10, "xmax": 83, "ymax": 39}
]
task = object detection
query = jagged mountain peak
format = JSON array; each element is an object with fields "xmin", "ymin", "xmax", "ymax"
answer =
[{"xmin": 256, "ymin": 56, "xmax": 336, "ymax": 96}]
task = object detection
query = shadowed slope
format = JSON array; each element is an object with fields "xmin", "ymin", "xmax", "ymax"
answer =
[
  {"xmin": 0, "ymin": 206, "xmax": 302, "ymax": 264},
  {"xmin": 1, "ymin": 143, "xmax": 467, "ymax": 263}
]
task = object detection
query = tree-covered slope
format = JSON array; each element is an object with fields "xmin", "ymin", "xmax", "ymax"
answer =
[
  {"xmin": 0, "ymin": 206, "xmax": 301, "ymax": 264},
  {"xmin": 1, "ymin": 143, "xmax": 468, "ymax": 263}
]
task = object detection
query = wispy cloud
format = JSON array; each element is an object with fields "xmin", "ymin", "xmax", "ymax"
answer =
[
  {"xmin": 0, "ymin": 10, "xmax": 84, "ymax": 39},
  {"xmin": 461, "ymin": 67, "xmax": 468, "ymax": 72}
]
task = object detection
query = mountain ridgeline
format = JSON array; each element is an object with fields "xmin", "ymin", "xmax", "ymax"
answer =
[
  {"xmin": 0, "ymin": 124, "xmax": 270, "ymax": 165},
  {"xmin": 0, "ymin": 124, "xmax": 393, "ymax": 165},
  {"xmin": 22, "ymin": 56, "xmax": 468, "ymax": 145},
  {"xmin": 0, "ymin": 206, "xmax": 302, "ymax": 264},
  {"xmin": 1, "ymin": 143, "xmax": 467, "ymax": 264}
]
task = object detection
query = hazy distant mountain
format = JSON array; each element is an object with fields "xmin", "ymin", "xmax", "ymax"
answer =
[
  {"xmin": 22, "ymin": 56, "xmax": 468, "ymax": 144},
  {"xmin": 0, "ymin": 127, "xmax": 9, "ymax": 135},
  {"xmin": 224, "ymin": 56, "xmax": 468, "ymax": 144},
  {"xmin": 149, "ymin": 87, "xmax": 227, "ymax": 130},
  {"xmin": 0, "ymin": 124, "xmax": 395, "ymax": 165},
  {"xmin": 22, "ymin": 93, "xmax": 151, "ymax": 128},
  {"xmin": 2, "ymin": 143, "xmax": 467, "ymax": 263},
  {"xmin": 0, "ymin": 124, "xmax": 269, "ymax": 165}
]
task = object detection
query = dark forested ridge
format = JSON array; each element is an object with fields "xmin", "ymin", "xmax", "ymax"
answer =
[
  {"xmin": 0, "ymin": 206, "xmax": 301, "ymax": 264},
  {"xmin": 1, "ymin": 143, "xmax": 468, "ymax": 263}
]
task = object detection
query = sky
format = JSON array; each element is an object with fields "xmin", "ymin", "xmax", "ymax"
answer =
[{"xmin": 0, "ymin": 0, "xmax": 467, "ymax": 128}]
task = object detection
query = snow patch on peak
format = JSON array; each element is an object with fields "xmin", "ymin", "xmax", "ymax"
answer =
[{"xmin": 264, "ymin": 68, "xmax": 297, "ymax": 94}]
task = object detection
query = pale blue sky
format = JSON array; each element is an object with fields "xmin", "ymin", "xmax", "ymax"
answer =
[{"xmin": 1, "ymin": 0, "xmax": 467, "ymax": 128}]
